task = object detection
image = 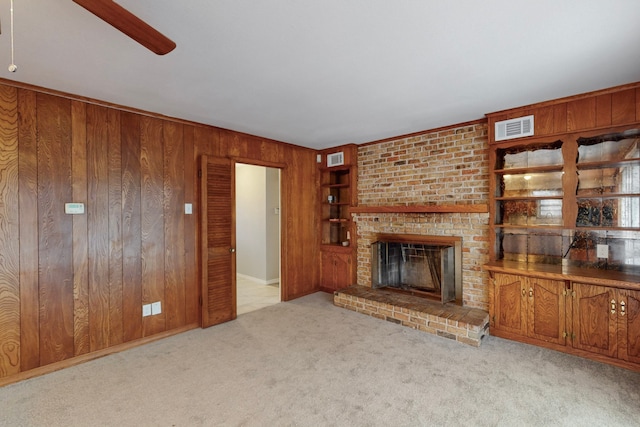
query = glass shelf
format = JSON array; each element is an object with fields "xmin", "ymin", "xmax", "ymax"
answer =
[
  {"xmin": 497, "ymin": 141, "xmax": 563, "ymax": 169},
  {"xmin": 576, "ymin": 130, "xmax": 640, "ymax": 230}
]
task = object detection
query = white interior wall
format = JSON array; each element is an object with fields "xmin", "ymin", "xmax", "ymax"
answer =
[
  {"xmin": 265, "ymin": 167, "xmax": 280, "ymax": 282},
  {"xmin": 235, "ymin": 164, "xmax": 280, "ymax": 283}
]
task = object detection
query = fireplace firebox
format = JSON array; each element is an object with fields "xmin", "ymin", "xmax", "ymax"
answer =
[{"xmin": 371, "ymin": 234, "xmax": 462, "ymax": 305}]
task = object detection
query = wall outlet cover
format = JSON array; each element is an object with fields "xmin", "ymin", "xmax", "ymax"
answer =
[{"xmin": 596, "ymin": 244, "xmax": 609, "ymax": 258}]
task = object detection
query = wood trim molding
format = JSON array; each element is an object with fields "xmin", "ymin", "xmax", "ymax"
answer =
[
  {"xmin": 375, "ymin": 233, "xmax": 462, "ymax": 245},
  {"xmin": 0, "ymin": 78, "xmax": 316, "ymax": 153},
  {"xmin": 231, "ymin": 157, "xmax": 287, "ymax": 169},
  {"xmin": 350, "ymin": 204, "xmax": 489, "ymax": 214},
  {"xmin": 0, "ymin": 324, "xmax": 198, "ymax": 388},
  {"xmin": 483, "ymin": 260, "xmax": 640, "ymax": 291},
  {"xmin": 486, "ymin": 81, "xmax": 640, "ymax": 118}
]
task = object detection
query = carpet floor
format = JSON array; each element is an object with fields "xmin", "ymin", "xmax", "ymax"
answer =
[{"xmin": 1, "ymin": 292, "xmax": 639, "ymax": 426}]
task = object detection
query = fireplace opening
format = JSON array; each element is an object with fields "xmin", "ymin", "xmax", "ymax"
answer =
[{"xmin": 371, "ymin": 234, "xmax": 462, "ymax": 305}]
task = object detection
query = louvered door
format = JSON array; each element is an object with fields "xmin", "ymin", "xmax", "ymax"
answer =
[{"xmin": 200, "ymin": 155, "xmax": 236, "ymax": 328}]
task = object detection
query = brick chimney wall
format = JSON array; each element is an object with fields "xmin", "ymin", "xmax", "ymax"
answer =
[{"xmin": 354, "ymin": 122, "xmax": 490, "ymax": 310}]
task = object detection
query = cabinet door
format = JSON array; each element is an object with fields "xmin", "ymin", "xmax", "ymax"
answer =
[
  {"xmin": 321, "ymin": 251, "xmax": 337, "ymax": 290},
  {"xmin": 332, "ymin": 252, "xmax": 352, "ymax": 290},
  {"xmin": 321, "ymin": 251, "xmax": 353, "ymax": 291},
  {"xmin": 494, "ymin": 273, "xmax": 526, "ymax": 336},
  {"xmin": 618, "ymin": 289, "xmax": 640, "ymax": 364},
  {"xmin": 527, "ymin": 277, "xmax": 566, "ymax": 345},
  {"xmin": 572, "ymin": 283, "xmax": 617, "ymax": 357}
]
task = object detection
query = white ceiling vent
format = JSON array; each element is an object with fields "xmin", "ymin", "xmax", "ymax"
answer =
[
  {"xmin": 495, "ymin": 115, "xmax": 534, "ymax": 141},
  {"xmin": 327, "ymin": 152, "xmax": 344, "ymax": 167}
]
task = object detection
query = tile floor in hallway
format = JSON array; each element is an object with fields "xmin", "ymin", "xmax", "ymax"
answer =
[{"xmin": 237, "ymin": 275, "xmax": 281, "ymax": 315}]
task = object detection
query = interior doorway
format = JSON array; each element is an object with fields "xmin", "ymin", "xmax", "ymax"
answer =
[{"xmin": 235, "ymin": 163, "xmax": 281, "ymax": 314}]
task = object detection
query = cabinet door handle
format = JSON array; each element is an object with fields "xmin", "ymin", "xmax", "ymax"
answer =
[
  {"xmin": 611, "ymin": 299, "xmax": 616, "ymax": 315},
  {"xmin": 620, "ymin": 300, "xmax": 626, "ymax": 316},
  {"xmin": 529, "ymin": 288, "xmax": 533, "ymax": 298},
  {"xmin": 521, "ymin": 288, "xmax": 526, "ymax": 297}
]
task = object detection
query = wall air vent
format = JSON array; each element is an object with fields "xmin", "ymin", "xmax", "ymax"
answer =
[
  {"xmin": 495, "ymin": 115, "xmax": 534, "ymax": 141},
  {"xmin": 327, "ymin": 152, "xmax": 344, "ymax": 167}
]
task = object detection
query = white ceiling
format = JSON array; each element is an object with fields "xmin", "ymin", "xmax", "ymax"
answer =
[{"xmin": 1, "ymin": 1, "xmax": 639, "ymax": 150}]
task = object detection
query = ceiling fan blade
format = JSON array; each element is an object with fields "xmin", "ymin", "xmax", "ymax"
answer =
[{"xmin": 72, "ymin": 0, "xmax": 176, "ymax": 55}]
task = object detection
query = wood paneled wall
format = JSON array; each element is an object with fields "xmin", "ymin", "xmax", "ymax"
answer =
[
  {"xmin": 0, "ymin": 81, "xmax": 319, "ymax": 382},
  {"xmin": 487, "ymin": 82, "xmax": 640, "ymax": 143}
]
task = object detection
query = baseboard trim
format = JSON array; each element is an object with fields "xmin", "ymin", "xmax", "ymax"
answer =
[
  {"xmin": 237, "ymin": 273, "xmax": 280, "ymax": 286},
  {"xmin": 0, "ymin": 323, "xmax": 199, "ymax": 388}
]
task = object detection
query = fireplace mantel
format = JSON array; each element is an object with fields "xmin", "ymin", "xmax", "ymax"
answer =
[
  {"xmin": 350, "ymin": 204, "xmax": 488, "ymax": 214},
  {"xmin": 375, "ymin": 233, "xmax": 461, "ymax": 246}
]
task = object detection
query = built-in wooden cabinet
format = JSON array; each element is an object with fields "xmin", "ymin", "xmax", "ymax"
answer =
[
  {"xmin": 493, "ymin": 273, "xmax": 566, "ymax": 345},
  {"xmin": 572, "ymin": 283, "xmax": 640, "ymax": 364},
  {"xmin": 321, "ymin": 248, "xmax": 353, "ymax": 292},
  {"xmin": 485, "ymin": 81, "xmax": 640, "ymax": 371},
  {"xmin": 318, "ymin": 145, "xmax": 358, "ymax": 291},
  {"xmin": 489, "ymin": 270, "xmax": 640, "ymax": 371}
]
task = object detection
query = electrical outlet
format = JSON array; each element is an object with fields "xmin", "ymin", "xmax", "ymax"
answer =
[
  {"xmin": 596, "ymin": 244, "xmax": 609, "ymax": 259},
  {"xmin": 185, "ymin": 203, "xmax": 193, "ymax": 215},
  {"xmin": 142, "ymin": 304, "xmax": 152, "ymax": 317},
  {"xmin": 151, "ymin": 301, "xmax": 162, "ymax": 315}
]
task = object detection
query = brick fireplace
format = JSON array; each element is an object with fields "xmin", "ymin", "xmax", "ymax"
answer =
[
  {"xmin": 335, "ymin": 225, "xmax": 489, "ymax": 346},
  {"xmin": 333, "ymin": 121, "xmax": 491, "ymax": 346}
]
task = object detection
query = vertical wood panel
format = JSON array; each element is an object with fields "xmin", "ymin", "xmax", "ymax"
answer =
[
  {"xmin": 86, "ymin": 104, "xmax": 110, "ymax": 351},
  {"xmin": 567, "ymin": 98, "xmax": 596, "ymax": 131},
  {"xmin": 37, "ymin": 93, "xmax": 74, "ymax": 365},
  {"xmin": 636, "ymin": 88, "xmax": 640, "ymax": 122},
  {"xmin": 552, "ymin": 104, "xmax": 567, "ymax": 134},
  {"xmin": 0, "ymin": 85, "xmax": 20, "ymax": 377},
  {"xmin": 140, "ymin": 117, "xmax": 165, "ymax": 336},
  {"xmin": 107, "ymin": 109, "xmax": 124, "ymax": 346},
  {"xmin": 534, "ymin": 106, "xmax": 554, "ymax": 136},
  {"xmin": 17, "ymin": 89, "xmax": 40, "ymax": 371},
  {"xmin": 611, "ymin": 89, "xmax": 636, "ymax": 125},
  {"xmin": 121, "ymin": 112, "xmax": 142, "ymax": 342},
  {"xmin": 163, "ymin": 122, "xmax": 186, "ymax": 329},
  {"xmin": 595, "ymin": 94, "xmax": 612, "ymax": 127},
  {"xmin": 281, "ymin": 146, "xmax": 319, "ymax": 300},
  {"xmin": 71, "ymin": 101, "xmax": 90, "ymax": 356},
  {"xmin": 183, "ymin": 126, "xmax": 198, "ymax": 325}
]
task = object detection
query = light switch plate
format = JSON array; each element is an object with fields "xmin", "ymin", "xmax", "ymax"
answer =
[
  {"xmin": 596, "ymin": 244, "xmax": 609, "ymax": 258},
  {"xmin": 185, "ymin": 203, "xmax": 193, "ymax": 214},
  {"xmin": 142, "ymin": 304, "xmax": 152, "ymax": 317},
  {"xmin": 151, "ymin": 301, "xmax": 162, "ymax": 315}
]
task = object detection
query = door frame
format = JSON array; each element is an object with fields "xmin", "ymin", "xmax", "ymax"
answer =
[{"xmin": 232, "ymin": 157, "xmax": 286, "ymax": 303}]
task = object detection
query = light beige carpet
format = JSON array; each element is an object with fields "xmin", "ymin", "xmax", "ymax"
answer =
[{"xmin": 1, "ymin": 292, "xmax": 639, "ymax": 426}]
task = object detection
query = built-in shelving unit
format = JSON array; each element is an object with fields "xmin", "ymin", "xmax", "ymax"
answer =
[
  {"xmin": 320, "ymin": 166, "xmax": 354, "ymax": 246},
  {"xmin": 485, "ymin": 81, "xmax": 640, "ymax": 372},
  {"xmin": 318, "ymin": 145, "xmax": 358, "ymax": 292}
]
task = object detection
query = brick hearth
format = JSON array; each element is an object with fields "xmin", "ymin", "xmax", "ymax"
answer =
[{"xmin": 334, "ymin": 285, "xmax": 489, "ymax": 347}]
